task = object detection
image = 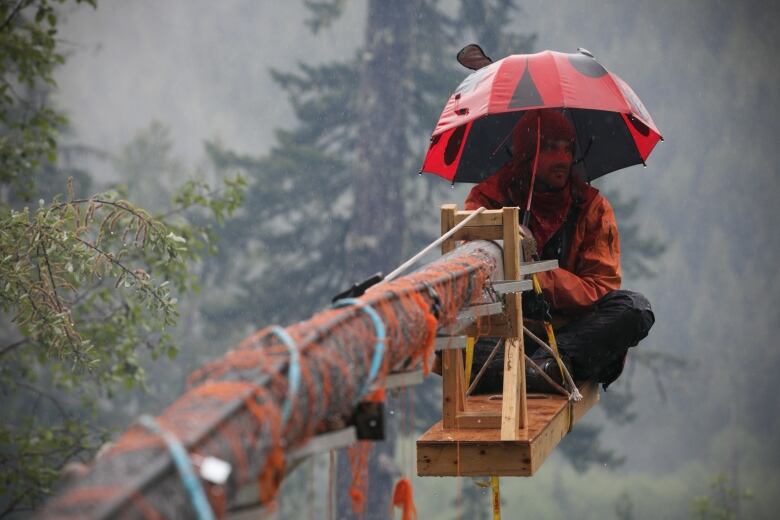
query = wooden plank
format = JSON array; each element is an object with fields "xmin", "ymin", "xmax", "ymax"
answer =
[
  {"xmin": 502, "ymin": 207, "xmax": 522, "ymax": 336},
  {"xmin": 441, "ymin": 349, "xmax": 458, "ymax": 428},
  {"xmin": 527, "ymin": 405, "xmax": 570, "ymax": 474},
  {"xmin": 462, "ymin": 317, "xmax": 512, "ymax": 338},
  {"xmin": 571, "ymin": 381, "xmax": 600, "ymax": 424},
  {"xmin": 500, "ymin": 206, "xmax": 526, "ymax": 438},
  {"xmin": 455, "ymin": 209, "xmax": 504, "ymax": 226},
  {"xmin": 440, "ymin": 203, "xmax": 460, "ymax": 429},
  {"xmin": 417, "ymin": 384, "xmax": 600, "ymax": 477},
  {"xmin": 441, "ymin": 204, "xmax": 457, "ymax": 254},
  {"xmin": 417, "ymin": 438, "xmax": 533, "ymax": 477},
  {"xmin": 455, "ymin": 349, "xmax": 466, "ymax": 415},
  {"xmin": 500, "ymin": 336, "xmax": 525, "ymax": 439},
  {"xmin": 449, "ymin": 225, "xmax": 504, "ymax": 242},
  {"xmin": 455, "ymin": 410, "xmax": 502, "ymax": 429},
  {"xmin": 502, "ymin": 207, "xmax": 521, "ymax": 280}
]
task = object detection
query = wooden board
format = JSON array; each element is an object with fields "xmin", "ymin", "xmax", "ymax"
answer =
[{"xmin": 416, "ymin": 381, "xmax": 599, "ymax": 476}]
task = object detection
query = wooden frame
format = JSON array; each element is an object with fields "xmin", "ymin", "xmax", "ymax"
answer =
[
  {"xmin": 438, "ymin": 204, "xmax": 527, "ymax": 439},
  {"xmin": 416, "ymin": 204, "xmax": 600, "ymax": 477}
]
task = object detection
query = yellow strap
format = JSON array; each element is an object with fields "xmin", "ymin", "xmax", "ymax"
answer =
[
  {"xmin": 464, "ymin": 336, "xmax": 475, "ymax": 386},
  {"xmin": 491, "ymin": 476, "xmax": 501, "ymax": 520},
  {"xmin": 531, "ymin": 273, "xmax": 565, "ymax": 381}
]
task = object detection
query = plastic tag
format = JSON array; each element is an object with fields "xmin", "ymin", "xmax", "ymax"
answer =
[{"xmin": 198, "ymin": 456, "xmax": 232, "ymax": 484}]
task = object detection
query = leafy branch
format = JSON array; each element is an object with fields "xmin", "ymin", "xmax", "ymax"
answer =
[{"xmin": 0, "ymin": 189, "xmax": 181, "ymax": 366}]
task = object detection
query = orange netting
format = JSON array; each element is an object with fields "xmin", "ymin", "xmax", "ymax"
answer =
[{"xmin": 37, "ymin": 242, "xmax": 500, "ymax": 519}]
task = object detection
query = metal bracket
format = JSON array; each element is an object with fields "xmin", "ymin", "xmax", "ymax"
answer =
[
  {"xmin": 518, "ymin": 259, "xmax": 558, "ymax": 275},
  {"xmin": 382, "ymin": 370, "xmax": 424, "ymax": 389},
  {"xmin": 491, "ymin": 279, "xmax": 534, "ymax": 295},
  {"xmin": 456, "ymin": 302, "xmax": 503, "ymax": 321},
  {"xmin": 352, "ymin": 401, "xmax": 385, "ymax": 440},
  {"xmin": 435, "ymin": 336, "xmax": 467, "ymax": 351}
]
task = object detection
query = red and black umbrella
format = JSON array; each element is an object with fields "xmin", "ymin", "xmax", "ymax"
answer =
[{"xmin": 420, "ymin": 46, "xmax": 662, "ymax": 183}]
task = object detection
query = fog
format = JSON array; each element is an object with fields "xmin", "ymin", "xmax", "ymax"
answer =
[
  {"xmin": 56, "ymin": 1, "xmax": 366, "ymax": 163},
  {"xmin": 49, "ymin": 0, "xmax": 780, "ymax": 517}
]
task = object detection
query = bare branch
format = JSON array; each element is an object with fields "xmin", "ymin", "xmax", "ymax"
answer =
[
  {"xmin": 15, "ymin": 381, "xmax": 69, "ymax": 418},
  {"xmin": 0, "ymin": 338, "xmax": 28, "ymax": 358}
]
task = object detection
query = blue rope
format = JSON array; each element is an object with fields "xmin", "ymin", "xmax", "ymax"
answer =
[
  {"xmin": 267, "ymin": 326, "xmax": 301, "ymax": 425},
  {"xmin": 331, "ymin": 298, "xmax": 386, "ymax": 401},
  {"xmin": 139, "ymin": 415, "xmax": 215, "ymax": 520}
]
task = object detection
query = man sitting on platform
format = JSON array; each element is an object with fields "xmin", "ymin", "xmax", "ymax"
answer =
[{"xmin": 463, "ymin": 109, "xmax": 655, "ymax": 393}]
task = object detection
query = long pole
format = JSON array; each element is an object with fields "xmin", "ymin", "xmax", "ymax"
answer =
[{"xmin": 36, "ymin": 240, "xmax": 503, "ymax": 519}]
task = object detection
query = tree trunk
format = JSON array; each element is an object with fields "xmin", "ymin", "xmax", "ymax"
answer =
[
  {"xmin": 346, "ymin": 0, "xmax": 419, "ymax": 280},
  {"xmin": 341, "ymin": 2, "xmax": 419, "ymax": 517}
]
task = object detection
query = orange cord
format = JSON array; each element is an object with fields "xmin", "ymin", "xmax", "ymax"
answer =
[{"xmin": 391, "ymin": 477, "xmax": 417, "ymax": 520}]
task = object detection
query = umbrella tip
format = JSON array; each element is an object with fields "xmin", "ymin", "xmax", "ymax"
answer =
[{"xmin": 577, "ymin": 47, "xmax": 594, "ymax": 58}]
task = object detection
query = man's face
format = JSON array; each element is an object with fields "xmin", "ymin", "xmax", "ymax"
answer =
[{"xmin": 535, "ymin": 139, "xmax": 574, "ymax": 191}]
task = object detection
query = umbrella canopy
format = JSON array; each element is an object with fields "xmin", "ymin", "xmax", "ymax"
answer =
[{"xmin": 421, "ymin": 48, "xmax": 662, "ymax": 183}]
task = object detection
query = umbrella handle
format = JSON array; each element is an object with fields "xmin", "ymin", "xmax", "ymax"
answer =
[{"xmin": 524, "ymin": 113, "xmax": 542, "ymax": 215}]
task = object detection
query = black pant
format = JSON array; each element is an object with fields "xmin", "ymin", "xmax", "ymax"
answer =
[{"xmin": 470, "ymin": 290, "xmax": 655, "ymax": 393}]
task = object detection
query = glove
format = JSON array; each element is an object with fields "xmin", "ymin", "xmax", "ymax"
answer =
[{"xmin": 522, "ymin": 291, "xmax": 552, "ymax": 322}]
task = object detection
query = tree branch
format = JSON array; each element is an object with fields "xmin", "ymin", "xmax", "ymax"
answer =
[
  {"xmin": 49, "ymin": 198, "xmax": 156, "ymax": 228},
  {"xmin": 70, "ymin": 235, "xmax": 167, "ymax": 307},
  {"xmin": 39, "ymin": 236, "xmax": 65, "ymax": 313},
  {"xmin": 0, "ymin": 338, "xmax": 28, "ymax": 358},
  {"xmin": 0, "ymin": 0, "xmax": 29, "ymax": 33},
  {"xmin": 16, "ymin": 381, "xmax": 68, "ymax": 418}
]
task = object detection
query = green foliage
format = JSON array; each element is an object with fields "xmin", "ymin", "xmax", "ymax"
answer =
[
  {"xmin": 0, "ymin": 168, "xmax": 245, "ymax": 513},
  {"xmin": 0, "ymin": 0, "xmax": 96, "ymax": 199},
  {"xmin": 1, "ymin": 15, "xmax": 246, "ymax": 508},
  {"xmin": 690, "ymin": 474, "xmax": 753, "ymax": 520},
  {"xmin": 0, "ymin": 190, "xmax": 180, "ymax": 375},
  {"xmin": 303, "ymin": 0, "xmax": 347, "ymax": 34}
]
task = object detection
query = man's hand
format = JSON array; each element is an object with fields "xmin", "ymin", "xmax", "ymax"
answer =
[{"xmin": 522, "ymin": 291, "xmax": 552, "ymax": 322}]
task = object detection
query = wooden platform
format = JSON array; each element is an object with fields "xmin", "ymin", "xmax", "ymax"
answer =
[{"xmin": 416, "ymin": 381, "xmax": 599, "ymax": 476}]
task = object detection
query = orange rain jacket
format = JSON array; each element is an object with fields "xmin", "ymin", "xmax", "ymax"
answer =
[{"xmin": 464, "ymin": 177, "xmax": 621, "ymax": 312}]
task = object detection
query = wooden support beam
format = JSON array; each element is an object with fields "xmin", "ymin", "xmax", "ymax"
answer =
[
  {"xmin": 450, "ymin": 225, "xmax": 504, "ymax": 242},
  {"xmin": 442, "ymin": 348, "xmax": 466, "ymax": 428},
  {"xmin": 500, "ymin": 206, "xmax": 527, "ymax": 439},
  {"xmin": 440, "ymin": 204, "xmax": 457, "ymax": 254},
  {"xmin": 454, "ymin": 209, "xmax": 504, "ymax": 226},
  {"xmin": 500, "ymin": 337, "xmax": 524, "ymax": 440}
]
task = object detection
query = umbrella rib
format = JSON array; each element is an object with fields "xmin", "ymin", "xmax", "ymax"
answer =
[{"xmin": 551, "ymin": 51, "xmax": 566, "ymax": 108}]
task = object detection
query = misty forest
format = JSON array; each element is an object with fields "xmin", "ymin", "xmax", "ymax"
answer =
[{"xmin": 1, "ymin": 1, "xmax": 778, "ymax": 519}]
